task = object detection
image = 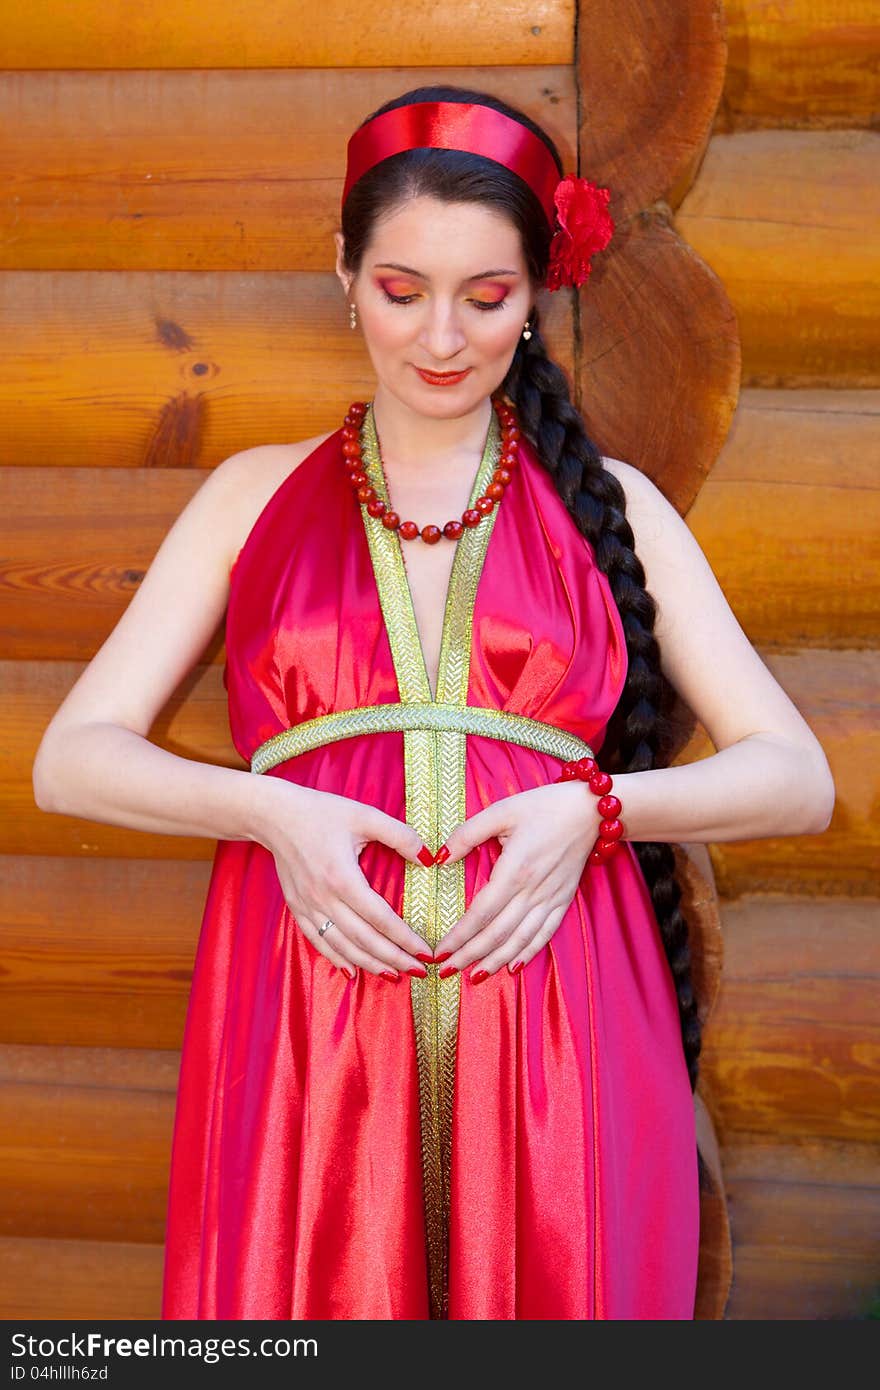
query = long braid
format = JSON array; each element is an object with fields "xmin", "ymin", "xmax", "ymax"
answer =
[{"xmin": 503, "ymin": 312, "xmax": 703, "ymax": 1090}]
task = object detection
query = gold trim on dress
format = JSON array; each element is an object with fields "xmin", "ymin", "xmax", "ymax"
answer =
[
  {"xmin": 361, "ymin": 398, "xmax": 496, "ymax": 1320},
  {"xmin": 249, "ymin": 703, "xmax": 594, "ymax": 775}
]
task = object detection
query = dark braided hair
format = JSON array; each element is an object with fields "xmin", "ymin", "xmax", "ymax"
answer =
[{"xmin": 339, "ymin": 84, "xmax": 702, "ymax": 1091}]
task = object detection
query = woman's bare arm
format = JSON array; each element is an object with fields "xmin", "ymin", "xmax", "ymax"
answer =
[
  {"xmin": 31, "ymin": 444, "xmax": 312, "ymax": 844},
  {"xmin": 30, "ymin": 436, "xmax": 452, "ymax": 975},
  {"xmin": 600, "ymin": 456, "xmax": 836, "ymax": 843}
]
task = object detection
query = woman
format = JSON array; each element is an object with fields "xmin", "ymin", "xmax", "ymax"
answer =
[{"xmin": 32, "ymin": 86, "xmax": 835, "ymax": 1321}]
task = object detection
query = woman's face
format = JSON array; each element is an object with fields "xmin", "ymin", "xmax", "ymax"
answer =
[{"xmin": 335, "ymin": 195, "xmax": 536, "ymax": 419}]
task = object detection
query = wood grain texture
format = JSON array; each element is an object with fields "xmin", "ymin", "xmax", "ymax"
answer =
[
  {"xmin": 8, "ymin": 649, "xmax": 871, "ymax": 886},
  {"xmin": 716, "ymin": 0, "xmax": 880, "ymax": 133},
  {"xmin": 577, "ymin": 209, "xmax": 740, "ymax": 512},
  {"xmin": 0, "ymin": 1235, "xmax": 163, "ymax": 1320},
  {"xmin": 0, "ymin": 1042, "xmax": 180, "ymax": 1090},
  {"xmin": 1, "ymin": 0, "xmax": 573, "ymax": 67},
  {"xmin": 720, "ymin": 1136, "xmax": 880, "ymax": 1320},
  {"xmin": 0, "ymin": 857, "xmax": 208, "ymax": 1049},
  {"xmin": 0, "ymin": 848, "xmax": 724, "ymax": 1056},
  {"xmin": 578, "ymin": 0, "xmax": 727, "ymax": 216},
  {"xmin": 0, "ymin": 1045, "xmax": 177, "ymax": 1243},
  {"xmin": 0, "ymin": 467, "xmax": 208, "ymax": 662},
  {"xmin": 0, "ymin": 67, "xmax": 576, "ymax": 270},
  {"xmin": 675, "ymin": 130, "xmax": 880, "ymax": 386},
  {"xmin": 573, "ymin": 2, "xmax": 738, "ymax": 516},
  {"xmin": 3, "ymin": 1139, "xmax": 875, "ymax": 1320},
  {"xmin": 3, "ymin": 658, "xmax": 240, "ymax": 860},
  {"xmin": 5, "ymin": 387, "xmax": 872, "ymax": 660},
  {"xmin": 686, "ymin": 388, "xmax": 880, "ymax": 649},
  {"xmin": 0, "ymin": 1042, "xmax": 737, "ymax": 1320},
  {"xmin": 0, "ymin": 271, "xmax": 574, "ymax": 470},
  {"xmin": 678, "ymin": 650, "xmax": 877, "ymax": 897},
  {"xmin": 699, "ymin": 896, "xmax": 880, "ymax": 1145}
]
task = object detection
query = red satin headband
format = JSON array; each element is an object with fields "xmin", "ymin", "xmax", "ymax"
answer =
[
  {"xmin": 342, "ymin": 100, "xmax": 615, "ymax": 292},
  {"xmin": 343, "ymin": 101, "xmax": 561, "ymax": 229}
]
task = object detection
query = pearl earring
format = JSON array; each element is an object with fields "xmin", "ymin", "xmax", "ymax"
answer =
[
  {"xmin": 349, "ymin": 301, "xmax": 358, "ymax": 331},
  {"xmin": 522, "ymin": 320, "xmax": 532, "ymax": 340}
]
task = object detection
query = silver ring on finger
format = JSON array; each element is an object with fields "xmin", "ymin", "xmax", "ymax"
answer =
[{"xmin": 318, "ymin": 918, "xmax": 335, "ymax": 938}]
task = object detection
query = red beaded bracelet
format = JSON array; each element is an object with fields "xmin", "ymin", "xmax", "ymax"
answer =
[{"xmin": 555, "ymin": 757, "xmax": 625, "ymax": 865}]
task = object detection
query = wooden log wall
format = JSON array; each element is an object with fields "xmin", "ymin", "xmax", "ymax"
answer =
[
  {"xmin": 675, "ymin": 5, "xmax": 880, "ymax": 1320},
  {"xmin": 1, "ymin": 0, "xmax": 877, "ymax": 1320}
]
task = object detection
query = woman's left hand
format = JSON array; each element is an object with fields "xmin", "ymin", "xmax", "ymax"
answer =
[{"xmin": 430, "ymin": 779, "xmax": 604, "ymax": 977}]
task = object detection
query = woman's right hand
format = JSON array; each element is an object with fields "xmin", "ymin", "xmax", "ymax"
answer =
[{"xmin": 254, "ymin": 777, "xmax": 434, "ymax": 979}]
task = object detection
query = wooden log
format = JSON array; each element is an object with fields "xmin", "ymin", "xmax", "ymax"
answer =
[
  {"xmin": 0, "ymin": 271, "xmax": 574, "ymax": 470},
  {"xmin": 6, "ymin": 647, "xmax": 873, "ymax": 884},
  {"xmin": 574, "ymin": 7, "xmax": 738, "ymax": 512},
  {"xmin": 675, "ymin": 130, "xmax": 880, "ymax": 387},
  {"xmin": 720, "ymin": 1136, "xmax": 880, "ymax": 1321},
  {"xmin": 678, "ymin": 649, "xmax": 877, "ymax": 897},
  {"xmin": 717, "ymin": 0, "xmax": 880, "ymax": 133},
  {"xmin": 0, "ymin": 467, "xmax": 208, "ymax": 662},
  {"xmin": 0, "ymin": 67, "xmax": 576, "ymax": 271},
  {"xmin": 3, "ymin": 658, "xmax": 239, "ymax": 860},
  {"xmin": 3, "ymin": 389, "xmax": 876, "ymax": 659},
  {"xmin": 686, "ymin": 388, "xmax": 880, "ymax": 649},
  {"xmin": 0, "ymin": 1106, "xmax": 734, "ymax": 1323},
  {"xmin": 699, "ymin": 896, "xmax": 880, "ymax": 1145},
  {"xmin": 3, "ymin": 0, "xmax": 572, "ymax": 68},
  {"xmin": 0, "ymin": 856, "xmax": 209, "ymax": 1049},
  {"xmin": 0, "ymin": 1067, "xmax": 734, "ymax": 1320},
  {"xmin": 578, "ymin": 210, "xmax": 740, "ymax": 512},
  {"xmin": 0, "ymin": 850, "xmax": 722, "ymax": 1057},
  {"xmin": 0, "ymin": 1236, "xmax": 163, "ymax": 1320},
  {"xmin": 0, "ymin": 1041, "xmax": 180, "ymax": 1090},
  {"xmin": 0, "ymin": 1044, "xmax": 177, "ymax": 1243},
  {"xmin": 3, "ymin": 1127, "xmax": 875, "ymax": 1320},
  {"xmin": 577, "ymin": 10, "xmax": 738, "ymax": 1316},
  {"xmin": 578, "ymin": 0, "xmax": 727, "ymax": 216}
]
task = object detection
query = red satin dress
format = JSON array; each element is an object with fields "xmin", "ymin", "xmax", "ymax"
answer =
[{"xmin": 160, "ymin": 404, "xmax": 699, "ymax": 1321}]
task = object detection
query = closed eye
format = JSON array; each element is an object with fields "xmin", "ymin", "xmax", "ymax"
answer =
[{"xmin": 381, "ymin": 289, "xmax": 508, "ymax": 312}]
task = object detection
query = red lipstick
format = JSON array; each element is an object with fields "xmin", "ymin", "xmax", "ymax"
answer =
[{"xmin": 415, "ymin": 366, "xmax": 472, "ymax": 387}]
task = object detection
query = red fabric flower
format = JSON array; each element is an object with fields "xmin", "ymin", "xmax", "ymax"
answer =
[{"xmin": 544, "ymin": 175, "xmax": 614, "ymax": 292}]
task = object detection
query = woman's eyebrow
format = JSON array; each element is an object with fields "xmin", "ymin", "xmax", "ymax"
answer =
[{"xmin": 373, "ymin": 262, "xmax": 519, "ymax": 280}]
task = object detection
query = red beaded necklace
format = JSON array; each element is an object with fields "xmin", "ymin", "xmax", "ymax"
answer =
[{"xmin": 341, "ymin": 395, "xmax": 520, "ymax": 542}]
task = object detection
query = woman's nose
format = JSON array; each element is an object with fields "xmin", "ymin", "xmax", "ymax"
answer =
[{"xmin": 418, "ymin": 303, "xmax": 468, "ymax": 361}]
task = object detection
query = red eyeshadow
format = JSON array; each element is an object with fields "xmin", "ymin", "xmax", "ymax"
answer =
[
  {"xmin": 377, "ymin": 277, "xmax": 416, "ymax": 297},
  {"xmin": 473, "ymin": 284, "xmax": 510, "ymax": 303}
]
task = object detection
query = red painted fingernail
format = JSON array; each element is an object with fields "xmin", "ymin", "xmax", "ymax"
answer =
[
  {"xmin": 470, "ymin": 968, "xmax": 489, "ymax": 984},
  {"xmin": 380, "ymin": 969, "xmax": 400, "ymax": 982},
  {"xmin": 417, "ymin": 845, "xmax": 435, "ymax": 867},
  {"xmin": 433, "ymin": 950, "xmax": 452, "ymax": 963},
  {"xmin": 342, "ymin": 966, "xmax": 356, "ymax": 980},
  {"xmin": 438, "ymin": 964, "xmax": 459, "ymax": 978},
  {"xmin": 415, "ymin": 950, "xmax": 435, "ymax": 963},
  {"xmin": 407, "ymin": 965, "xmax": 428, "ymax": 978},
  {"xmin": 509, "ymin": 960, "xmax": 524, "ymax": 975},
  {"xmin": 433, "ymin": 844, "xmax": 451, "ymax": 865}
]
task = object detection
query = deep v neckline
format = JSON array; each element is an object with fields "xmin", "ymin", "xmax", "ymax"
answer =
[
  {"xmin": 396, "ymin": 539, "xmax": 457, "ymax": 703},
  {"xmin": 357, "ymin": 401, "xmax": 503, "ymax": 706}
]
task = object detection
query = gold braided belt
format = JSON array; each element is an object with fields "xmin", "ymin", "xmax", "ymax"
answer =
[{"xmin": 248, "ymin": 701, "xmax": 594, "ymax": 775}]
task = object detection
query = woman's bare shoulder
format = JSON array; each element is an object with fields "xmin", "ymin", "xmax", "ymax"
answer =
[
  {"xmin": 600, "ymin": 454, "xmax": 665, "ymax": 507},
  {"xmin": 216, "ymin": 429, "xmax": 338, "ymax": 559},
  {"xmin": 597, "ymin": 456, "xmax": 833, "ymax": 775},
  {"xmin": 598, "ymin": 453, "xmax": 689, "ymax": 550}
]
